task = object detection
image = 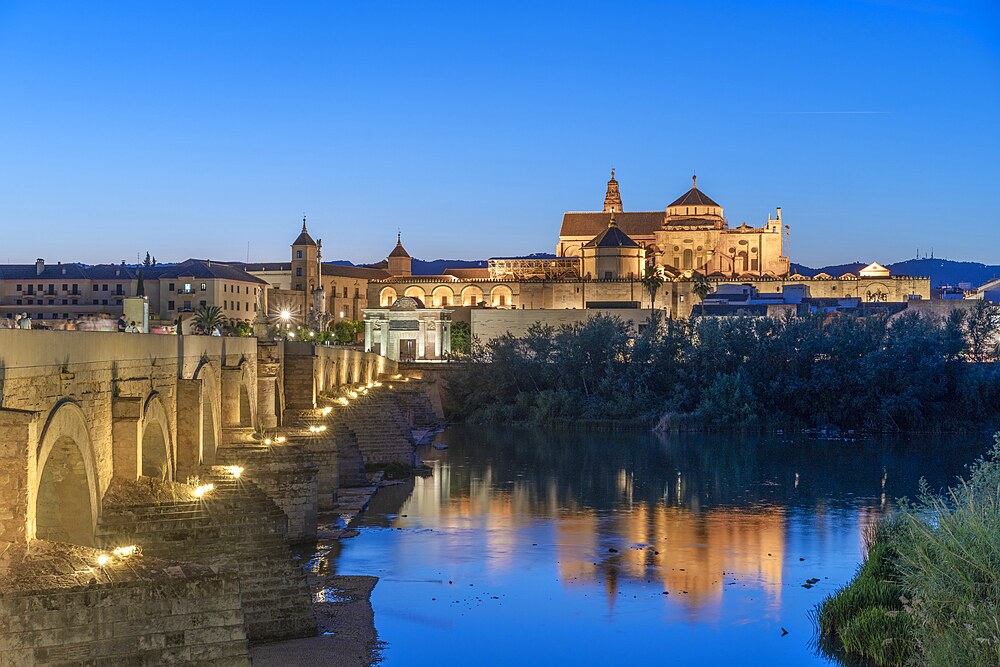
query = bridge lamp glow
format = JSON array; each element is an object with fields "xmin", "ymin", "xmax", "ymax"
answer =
[
  {"xmin": 275, "ymin": 436, "xmax": 287, "ymax": 444},
  {"xmin": 193, "ymin": 483, "xmax": 214, "ymax": 498},
  {"xmin": 96, "ymin": 554, "xmax": 111, "ymax": 567},
  {"xmin": 264, "ymin": 438, "xmax": 273, "ymax": 446},
  {"xmin": 112, "ymin": 545, "xmax": 139, "ymax": 559},
  {"xmin": 366, "ymin": 382, "xmax": 374, "ymax": 389},
  {"xmin": 322, "ymin": 406, "xmax": 333, "ymax": 416},
  {"xmin": 373, "ymin": 382, "xmax": 382, "ymax": 388},
  {"xmin": 348, "ymin": 391, "xmax": 358, "ymax": 399},
  {"xmin": 280, "ymin": 310, "xmax": 291, "ymax": 322},
  {"xmin": 337, "ymin": 397, "xmax": 349, "ymax": 406},
  {"xmin": 226, "ymin": 465, "xmax": 244, "ymax": 479}
]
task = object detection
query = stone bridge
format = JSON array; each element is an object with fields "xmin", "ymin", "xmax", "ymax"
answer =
[{"xmin": 0, "ymin": 330, "xmax": 427, "ymax": 665}]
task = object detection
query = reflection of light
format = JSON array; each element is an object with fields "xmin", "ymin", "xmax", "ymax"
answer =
[
  {"xmin": 226, "ymin": 465, "xmax": 244, "ymax": 479},
  {"xmin": 322, "ymin": 406, "xmax": 332, "ymax": 415},
  {"xmin": 349, "ymin": 391, "xmax": 358, "ymax": 399},
  {"xmin": 97, "ymin": 554, "xmax": 110, "ymax": 566},
  {"xmin": 275, "ymin": 436, "xmax": 287, "ymax": 444}
]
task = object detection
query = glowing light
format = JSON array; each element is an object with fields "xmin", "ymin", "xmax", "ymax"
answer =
[
  {"xmin": 288, "ymin": 332, "xmax": 296, "ymax": 339},
  {"xmin": 348, "ymin": 391, "xmax": 358, "ymax": 399},
  {"xmin": 394, "ymin": 374, "xmax": 402, "ymax": 379},
  {"xmin": 280, "ymin": 310, "xmax": 291, "ymax": 321},
  {"xmin": 275, "ymin": 436, "xmax": 287, "ymax": 444},
  {"xmin": 337, "ymin": 397, "xmax": 349, "ymax": 406},
  {"xmin": 264, "ymin": 438, "xmax": 273, "ymax": 446},
  {"xmin": 308, "ymin": 425, "xmax": 328, "ymax": 433},
  {"xmin": 226, "ymin": 465, "xmax": 244, "ymax": 479},
  {"xmin": 309, "ymin": 331, "xmax": 315, "ymax": 338},
  {"xmin": 97, "ymin": 554, "xmax": 110, "ymax": 566},
  {"xmin": 366, "ymin": 382, "xmax": 374, "ymax": 389},
  {"xmin": 193, "ymin": 483, "xmax": 214, "ymax": 498},
  {"xmin": 322, "ymin": 406, "xmax": 333, "ymax": 416},
  {"xmin": 373, "ymin": 381, "xmax": 382, "ymax": 388},
  {"xmin": 112, "ymin": 545, "xmax": 139, "ymax": 559}
]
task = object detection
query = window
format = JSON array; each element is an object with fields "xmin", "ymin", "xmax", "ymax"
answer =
[
  {"xmin": 15, "ymin": 284, "xmax": 21, "ymax": 291},
  {"xmin": 295, "ymin": 283, "xmax": 301, "ymax": 290},
  {"xmin": 245, "ymin": 302, "xmax": 249, "ymax": 311},
  {"xmin": 26, "ymin": 285, "xmax": 33, "ymax": 295},
  {"xmin": 102, "ymin": 284, "xmax": 108, "ymax": 291},
  {"xmin": 101, "ymin": 299, "xmax": 108, "ymax": 305},
  {"xmin": 61, "ymin": 284, "xmax": 67, "ymax": 291},
  {"xmin": 343, "ymin": 287, "xmax": 347, "ymax": 297},
  {"xmin": 47, "ymin": 299, "xmax": 54, "ymax": 305},
  {"xmin": 168, "ymin": 283, "xmax": 175, "ymax": 291},
  {"xmin": 115, "ymin": 284, "xmax": 123, "ymax": 295},
  {"xmin": 92, "ymin": 284, "xmax": 98, "ymax": 291},
  {"xmin": 15, "ymin": 299, "xmax": 21, "ymax": 305},
  {"xmin": 168, "ymin": 300, "xmax": 175, "ymax": 310},
  {"xmin": 604, "ymin": 271, "xmax": 613, "ymax": 280},
  {"xmin": 47, "ymin": 284, "xmax": 54, "ymax": 295},
  {"xmin": 72, "ymin": 284, "xmax": 79, "ymax": 294},
  {"xmin": 92, "ymin": 299, "xmax": 98, "ymax": 305},
  {"xmin": 200, "ymin": 300, "xmax": 207, "ymax": 307},
  {"xmin": 62, "ymin": 299, "xmax": 67, "ymax": 305},
  {"xmin": 201, "ymin": 283, "xmax": 207, "ymax": 291},
  {"xmin": 295, "ymin": 268, "xmax": 302, "ymax": 276},
  {"xmin": 296, "ymin": 250, "xmax": 303, "ymax": 259},
  {"xmin": 354, "ymin": 287, "xmax": 360, "ymax": 297},
  {"xmin": 224, "ymin": 284, "xmax": 227, "ymax": 293}
]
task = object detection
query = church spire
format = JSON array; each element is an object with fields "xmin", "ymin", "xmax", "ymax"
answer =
[
  {"xmin": 692, "ymin": 174, "xmax": 697, "ymax": 189},
  {"xmin": 302, "ymin": 214, "xmax": 308, "ymax": 233},
  {"xmin": 603, "ymin": 168, "xmax": 623, "ymax": 213}
]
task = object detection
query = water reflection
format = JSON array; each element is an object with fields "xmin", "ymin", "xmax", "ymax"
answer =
[{"xmin": 341, "ymin": 426, "xmax": 988, "ymax": 666}]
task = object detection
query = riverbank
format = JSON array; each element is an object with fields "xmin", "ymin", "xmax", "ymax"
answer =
[{"xmin": 816, "ymin": 434, "xmax": 1000, "ymax": 666}]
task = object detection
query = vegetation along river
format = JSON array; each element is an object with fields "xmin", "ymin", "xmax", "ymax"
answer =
[{"xmin": 330, "ymin": 425, "xmax": 992, "ymax": 666}]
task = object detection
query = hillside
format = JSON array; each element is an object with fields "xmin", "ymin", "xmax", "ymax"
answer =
[{"xmin": 792, "ymin": 258, "xmax": 1000, "ymax": 288}]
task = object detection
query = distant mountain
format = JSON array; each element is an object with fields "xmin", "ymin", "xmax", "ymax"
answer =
[{"xmin": 791, "ymin": 258, "xmax": 1000, "ymax": 289}]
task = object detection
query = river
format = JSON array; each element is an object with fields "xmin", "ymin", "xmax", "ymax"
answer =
[{"xmin": 332, "ymin": 426, "xmax": 992, "ymax": 666}]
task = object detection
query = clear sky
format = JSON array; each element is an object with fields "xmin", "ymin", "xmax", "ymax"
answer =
[{"xmin": 0, "ymin": 1, "xmax": 998, "ymax": 267}]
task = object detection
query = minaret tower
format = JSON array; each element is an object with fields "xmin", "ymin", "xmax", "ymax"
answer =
[{"xmin": 603, "ymin": 168, "xmax": 623, "ymax": 213}]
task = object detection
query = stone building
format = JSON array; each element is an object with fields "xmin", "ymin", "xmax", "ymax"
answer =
[
  {"xmin": 362, "ymin": 296, "xmax": 452, "ymax": 361},
  {"xmin": 0, "ymin": 257, "xmax": 266, "ymax": 328},
  {"xmin": 365, "ymin": 171, "xmax": 930, "ymax": 320},
  {"xmin": 243, "ymin": 218, "xmax": 392, "ymax": 329}
]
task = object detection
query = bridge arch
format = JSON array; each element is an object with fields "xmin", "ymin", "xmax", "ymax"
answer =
[
  {"xmin": 34, "ymin": 400, "xmax": 100, "ymax": 547},
  {"xmin": 141, "ymin": 393, "xmax": 173, "ymax": 480}
]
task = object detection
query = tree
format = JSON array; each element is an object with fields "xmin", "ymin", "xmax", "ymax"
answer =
[
  {"xmin": 334, "ymin": 319, "xmax": 364, "ymax": 344},
  {"xmin": 692, "ymin": 272, "xmax": 712, "ymax": 300},
  {"xmin": 192, "ymin": 305, "xmax": 225, "ymax": 334},
  {"xmin": 143, "ymin": 252, "xmax": 153, "ymax": 268},
  {"xmin": 640, "ymin": 269, "xmax": 665, "ymax": 319},
  {"xmin": 451, "ymin": 320, "xmax": 472, "ymax": 355},
  {"xmin": 965, "ymin": 300, "xmax": 1000, "ymax": 362},
  {"xmin": 136, "ymin": 269, "xmax": 145, "ymax": 297}
]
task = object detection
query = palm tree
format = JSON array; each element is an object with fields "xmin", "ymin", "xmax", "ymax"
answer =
[
  {"xmin": 192, "ymin": 305, "xmax": 225, "ymax": 335},
  {"xmin": 641, "ymin": 269, "xmax": 665, "ymax": 320},
  {"xmin": 691, "ymin": 272, "xmax": 713, "ymax": 316}
]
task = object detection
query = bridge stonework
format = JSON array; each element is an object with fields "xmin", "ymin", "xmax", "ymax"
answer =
[{"xmin": 0, "ymin": 330, "xmax": 430, "ymax": 665}]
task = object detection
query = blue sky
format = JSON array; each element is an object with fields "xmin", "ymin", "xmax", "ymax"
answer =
[{"xmin": 0, "ymin": 1, "xmax": 997, "ymax": 267}]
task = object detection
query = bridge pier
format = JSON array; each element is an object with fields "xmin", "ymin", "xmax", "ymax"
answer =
[
  {"xmin": 175, "ymin": 378, "xmax": 204, "ymax": 479},
  {"xmin": 0, "ymin": 408, "xmax": 35, "ymax": 544},
  {"xmin": 111, "ymin": 397, "xmax": 142, "ymax": 481}
]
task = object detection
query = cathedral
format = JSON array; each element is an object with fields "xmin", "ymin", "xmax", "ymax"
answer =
[{"xmin": 558, "ymin": 170, "xmax": 790, "ymax": 279}]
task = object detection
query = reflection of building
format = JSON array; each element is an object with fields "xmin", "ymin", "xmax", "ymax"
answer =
[
  {"xmin": 362, "ymin": 296, "xmax": 452, "ymax": 361},
  {"xmin": 397, "ymin": 458, "xmax": 786, "ymax": 619}
]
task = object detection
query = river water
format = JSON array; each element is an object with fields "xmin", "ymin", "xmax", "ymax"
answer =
[{"xmin": 333, "ymin": 426, "xmax": 992, "ymax": 666}]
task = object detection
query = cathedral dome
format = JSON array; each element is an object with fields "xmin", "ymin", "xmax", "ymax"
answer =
[{"xmin": 666, "ymin": 175, "xmax": 724, "ymax": 225}]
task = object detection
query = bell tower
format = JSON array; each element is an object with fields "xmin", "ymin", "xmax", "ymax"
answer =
[{"xmin": 603, "ymin": 168, "xmax": 623, "ymax": 213}]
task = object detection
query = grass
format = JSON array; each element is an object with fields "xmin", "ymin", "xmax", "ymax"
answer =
[{"xmin": 815, "ymin": 433, "xmax": 1000, "ymax": 667}]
